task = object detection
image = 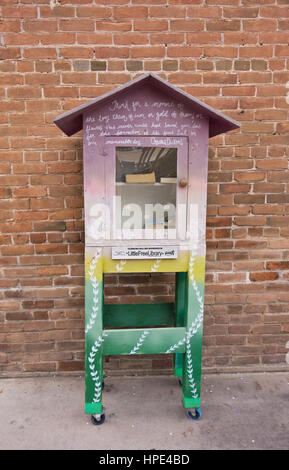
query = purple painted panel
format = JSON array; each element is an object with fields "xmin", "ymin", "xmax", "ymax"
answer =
[
  {"xmin": 54, "ymin": 73, "xmax": 240, "ymax": 138},
  {"xmin": 83, "ymin": 85, "xmax": 206, "ymax": 142},
  {"xmin": 83, "ymin": 84, "xmax": 209, "ymax": 247},
  {"xmin": 187, "ymin": 126, "xmax": 209, "ymax": 244}
]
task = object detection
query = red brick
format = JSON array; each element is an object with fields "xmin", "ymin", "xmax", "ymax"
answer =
[
  {"xmin": 95, "ymin": 21, "xmax": 131, "ymax": 32},
  {"xmin": 60, "ymin": 19, "xmax": 95, "ymax": 31},
  {"xmin": 114, "ymin": 33, "xmax": 148, "ymax": 45},
  {"xmin": 134, "ymin": 19, "xmax": 168, "ymax": 31},
  {"xmin": 77, "ymin": 6, "xmax": 111, "ymax": 18},
  {"xmin": 0, "ymin": 222, "xmax": 32, "ymax": 233},
  {"xmin": 187, "ymin": 6, "xmax": 221, "ymax": 18},
  {"xmin": 253, "ymin": 205, "xmax": 283, "ymax": 215},
  {"xmin": 187, "ymin": 32, "xmax": 221, "ymax": 44},
  {"xmin": 13, "ymin": 186, "xmax": 47, "ymax": 198},
  {"xmin": 260, "ymin": 32, "xmax": 289, "ymax": 44},
  {"xmin": 168, "ymin": 72, "xmax": 202, "ymax": 84},
  {"xmin": 0, "ymin": 20, "xmax": 21, "ymax": 33},
  {"xmin": 224, "ymin": 32, "xmax": 258, "ymax": 45},
  {"xmin": 267, "ymin": 261, "xmax": 289, "ymax": 271},
  {"xmin": 23, "ymin": 20, "xmax": 58, "ymax": 33},
  {"xmin": 59, "ymin": 47, "xmax": 93, "ymax": 59},
  {"xmin": 98, "ymin": 73, "xmax": 130, "ymax": 84},
  {"xmin": 234, "ymin": 171, "xmax": 265, "ymax": 182},
  {"xmin": 239, "ymin": 46, "xmax": 273, "ymax": 59},
  {"xmin": 170, "ymin": 20, "xmax": 204, "ymax": 32},
  {"xmin": 0, "ymin": 47, "xmax": 21, "ymax": 60},
  {"xmin": 234, "ymin": 216, "xmax": 266, "ymax": 226},
  {"xmin": 223, "ymin": 7, "xmax": 259, "ymax": 18},
  {"xmin": 204, "ymin": 46, "xmax": 238, "ymax": 58},
  {"xmin": 76, "ymin": 33, "xmax": 111, "ymax": 45},
  {"xmin": 13, "ymin": 163, "xmax": 46, "ymax": 174},
  {"xmin": 260, "ymin": 6, "xmax": 289, "ymax": 18},
  {"xmin": 23, "ymin": 47, "xmax": 57, "ymax": 59},
  {"xmin": 207, "ymin": 217, "xmax": 232, "ymax": 227},
  {"xmin": 239, "ymin": 72, "xmax": 272, "ymax": 84},
  {"xmin": 25, "ymin": 73, "xmax": 60, "ymax": 86},
  {"xmin": 62, "ymin": 72, "xmax": 96, "ymax": 85},
  {"xmin": 114, "ymin": 6, "xmax": 148, "ymax": 19},
  {"xmin": 42, "ymin": 35, "xmax": 75, "ymax": 48},
  {"xmin": 243, "ymin": 19, "xmax": 277, "ymax": 31},
  {"xmin": 131, "ymin": 46, "xmax": 165, "ymax": 58},
  {"xmin": 4, "ymin": 33, "xmax": 40, "ymax": 46},
  {"xmin": 206, "ymin": 20, "xmax": 240, "ymax": 32},
  {"xmin": 94, "ymin": 47, "xmax": 129, "ymax": 59},
  {"xmin": 257, "ymin": 159, "xmax": 288, "ymax": 170},
  {"xmin": 250, "ymin": 272, "xmax": 279, "ymax": 282},
  {"xmin": 203, "ymin": 72, "xmax": 237, "ymax": 84},
  {"xmin": 2, "ymin": 6, "xmax": 37, "ymax": 18},
  {"xmin": 150, "ymin": 6, "xmax": 186, "ymax": 18}
]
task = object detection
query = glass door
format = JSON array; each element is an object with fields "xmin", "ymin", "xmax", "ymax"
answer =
[{"xmin": 105, "ymin": 136, "xmax": 188, "ymax": 241}]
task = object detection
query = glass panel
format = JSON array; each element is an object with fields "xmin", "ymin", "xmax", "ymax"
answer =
[{"xmin": 115, "ymin": 146, "xmax": 177, "ymax": 233}]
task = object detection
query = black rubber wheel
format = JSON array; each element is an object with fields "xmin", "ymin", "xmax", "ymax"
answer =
[
  {"xmin": 102, "ymin": 380, "xmax": 105, "ymax": 390},
  {"xmin": 91, "ymin": 413, "xmax": 105, "ymax": 425},
  {"xmin": 187, "ymin": 408, "xmax": 202, "ymax": 421},
  {"xmin": 178, "ymin": 379, "xmax": 182, "ymax": 387}
]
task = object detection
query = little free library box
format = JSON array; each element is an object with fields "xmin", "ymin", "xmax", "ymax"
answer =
[{"xmin": 54, "ymin": 73, "xmax": 240, "ymax": 424}]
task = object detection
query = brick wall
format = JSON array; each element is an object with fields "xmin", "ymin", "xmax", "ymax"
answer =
[{"xmin": 1, "ymin": 0, "xmax": 289, "ymax": 376}]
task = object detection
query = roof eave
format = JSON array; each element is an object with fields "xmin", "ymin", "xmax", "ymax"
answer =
[{"xmin": 53, "ymin": 72, "xmax": 240, "ymax": 137}]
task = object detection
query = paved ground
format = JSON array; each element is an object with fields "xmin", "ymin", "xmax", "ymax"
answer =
[{"xmin": 0, "ymin": 372, "xmax": 288, "ymax": 450}]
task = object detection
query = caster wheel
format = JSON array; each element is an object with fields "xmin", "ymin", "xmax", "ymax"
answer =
[
  {"xmin": 91, "ymin": 413, "xmax": 105, "ymax": 426},
  {"xmin": 178, "ymin": 379, "xmax": 182, "ymax": 387},
  {"xmin": 187, "ymin": 408, "xmax": 202, "ymax": 421}
]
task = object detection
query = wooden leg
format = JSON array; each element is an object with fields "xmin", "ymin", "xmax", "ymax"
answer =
[
  {"xmin": 182, "ymin": 250, "xmax": 205, "ymax": 410},
  {"xmin": 84, "ymin": 248, "xmax": 105, "ymax": 415},
  {"xmin": 174, "ymin": 272, "xmax": 186, "ymax": 378}
]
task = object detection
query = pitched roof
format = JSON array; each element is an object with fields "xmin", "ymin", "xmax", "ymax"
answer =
[{"xmin": 53, "ymin": 72, "xmax": 240, "ymax": 138}]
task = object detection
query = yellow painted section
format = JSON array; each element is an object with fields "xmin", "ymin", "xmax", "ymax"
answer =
[
  {"xmin": 103, "ymin": 250, "xmax": 189, "ymax": 273},
  {"xmin": 85, "ymin": 250, "xmax": 206, "ymax": 279},
  {"xmin": 189, "ymin": 255, "xmax": 206, "ymax": 283},
  {"xmin": 85, "ymin": 252, "xmax": 103, "ymax": 282}
]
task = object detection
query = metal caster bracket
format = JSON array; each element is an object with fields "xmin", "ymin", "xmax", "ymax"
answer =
[
  {"xmin": 187, "ymin": 407, "xmax": 202, "ymax": 421},
  {"xmin": 91, "ymin": 413, "xmax": 105, "ymax": 425}
]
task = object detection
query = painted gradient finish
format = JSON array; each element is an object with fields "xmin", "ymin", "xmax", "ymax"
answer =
[
  {"xmin": 83, "ymin": 84, "xmax": 209, "ymax": 246},
  {"xmin": 84, "ymin": 246, "xmax": 206, "ymax": 413},
  {"xmin": 82, "ymin": 82, "xmax": 209, "ymax": 415},
  {"xmin": 52, "ymin": 75, "xmax": 238, "ymax": 417}
]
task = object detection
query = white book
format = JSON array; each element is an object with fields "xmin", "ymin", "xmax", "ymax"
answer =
[{"xmin": 160, "ymin": 177, "xmax": 177, "ymax": 183}]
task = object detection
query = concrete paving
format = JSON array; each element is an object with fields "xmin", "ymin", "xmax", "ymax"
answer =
[{"xmin": 0, "ymin": 372, "xmax": 288, "ymax": 450}]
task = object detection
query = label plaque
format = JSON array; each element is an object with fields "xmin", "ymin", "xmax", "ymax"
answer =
[{"xmin": 112, "ymin": 246, "xmax": 178, "ymax": 260}]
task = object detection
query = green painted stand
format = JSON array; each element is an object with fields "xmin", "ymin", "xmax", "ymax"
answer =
[{"xmin": 84, "ymin": 249, "xmax": 205, "ymax": 419}]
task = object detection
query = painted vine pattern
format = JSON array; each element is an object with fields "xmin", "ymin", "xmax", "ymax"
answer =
[
  {"xmin": 185, "ymin": 251, "xmax": 204, "ymax": 398},
  {"xmin": 165, "ymin": 251, "xmax": 204, "ymax": 354},
  {"xmin": 129, "ymin": 330, "xmax": 149, "ymax": 355},
  {"xmin": 88, "ymin": 332, "xmax": 108, "ymax": 403},
  {"xmin": 85, "ymin": 250, "xmax": 101, "ymax": 335},
  {"xmin": 186, "ymin": 335, "xmax": 198, "ymax": 399},
  {"xmin": 86, "ymin": 249, "xmax": 204, "ymax": 401},
  {"xmin": 116, "ymin": 260, "xmax": 126, "ymax": 271},
  {"xmin": 151, "ymin": 259, "xmax": 161, "ymax": 272},
  {"xmin": 165, "ymin": 251, "xmax": 204, "ymax": 399}
]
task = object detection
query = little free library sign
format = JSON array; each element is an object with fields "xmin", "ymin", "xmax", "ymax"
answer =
[{"xmin": 112, "ymin": 246, "xmax": 178, "ymax": 259}]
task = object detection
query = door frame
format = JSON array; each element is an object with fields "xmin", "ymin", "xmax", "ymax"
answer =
[{"xmin": 103, "ymin": 135, "xmax": 189, "ymax": 243}]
